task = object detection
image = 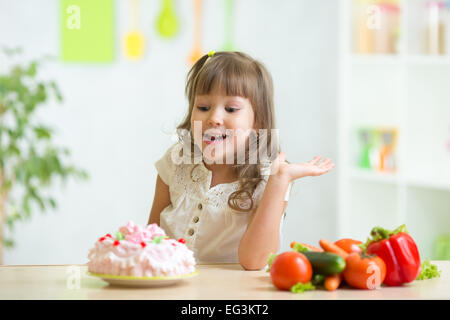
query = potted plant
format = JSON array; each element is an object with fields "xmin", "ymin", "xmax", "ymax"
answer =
[{"xmin": 0, "ymin": 47, "xmax": 88, "ymax": 264}]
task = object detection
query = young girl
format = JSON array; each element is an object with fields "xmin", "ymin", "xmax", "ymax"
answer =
[{"xmin": 148, "ymin": 51, "xmax": 334, "ymax": 270}]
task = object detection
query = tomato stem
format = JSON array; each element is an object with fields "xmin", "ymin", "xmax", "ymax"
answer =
[{"xmin": 360, "ymin": 251, "xmax": 376, "ymax": 259}]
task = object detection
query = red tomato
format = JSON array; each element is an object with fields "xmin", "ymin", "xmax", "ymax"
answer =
[
  {"xmin": 343, "ymin": 252, "xmax": 386, "ymax": 290},
  {"xmin": 335, "ymin": 238, "xmax": 363, "ymax": 254},
  {"xmin": 270, "ymin": 251, "xmax": 312, "ymax": 290}
]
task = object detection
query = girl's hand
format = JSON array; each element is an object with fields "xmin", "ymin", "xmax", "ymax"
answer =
[{"xmin": 270, "ymin": 152, "xmax": 335, "ymax": 182}]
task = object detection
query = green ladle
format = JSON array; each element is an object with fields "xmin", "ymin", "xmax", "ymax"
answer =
[
  {"xmin": 156, "ymin": 0, "xmax": 179, "ymax": 38},
  {"xmin": 222, "ymin": 0, "xmax": 236, "ymax": 51}
]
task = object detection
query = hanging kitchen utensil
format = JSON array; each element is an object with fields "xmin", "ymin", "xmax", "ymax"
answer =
[
  {"xmin": 187, "ymin": 0, "xmax": 204, "ymax": 65},
  {"xmin": 222, "ymin": 0, "xmax": 236, "ymax": 51},
  {"xmin": 124, "ymin": 0, "xmax": 145, "ymax": 60},
  {"xmin": 156, "ymin": 0, "xmax": 179, "ymax": 38}
]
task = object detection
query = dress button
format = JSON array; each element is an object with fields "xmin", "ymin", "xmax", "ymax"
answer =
[
  {"xmin": 188, "ymin": 228, "xmax": 195, "ymax": 236},
  {"xmin": 198, "ymin": 203, "xmax": 203, "ymax": 210},
  {"xmin": 193, "ymin": 216, "xmax": 199, "ymax": 223}
]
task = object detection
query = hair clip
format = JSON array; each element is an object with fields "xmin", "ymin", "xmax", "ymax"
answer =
[{"xmin": 207, "ymin": 50, "xmax": 215, "ymax": 57}]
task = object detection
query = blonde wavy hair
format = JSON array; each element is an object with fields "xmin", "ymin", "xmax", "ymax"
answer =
[{"xmin": 176, "ymin": 51, "xmax": 280, "ymax": 212}]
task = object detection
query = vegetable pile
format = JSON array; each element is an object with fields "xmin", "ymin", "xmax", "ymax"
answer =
[{"xmin": 267, "ymin": 224, "xmax": 441, "ymax": 293}]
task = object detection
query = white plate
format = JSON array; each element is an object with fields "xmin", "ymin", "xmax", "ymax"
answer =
[{"xmin": 88, "ymin": 270, "xmax": 199, "ymax": 287}]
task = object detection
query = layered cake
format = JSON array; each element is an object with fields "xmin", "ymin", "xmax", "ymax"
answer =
[{"xmin": 87, "ymin": 221, "xmax": 196, "ymax": 277}]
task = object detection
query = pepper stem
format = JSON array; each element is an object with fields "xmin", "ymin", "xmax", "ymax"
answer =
[
  {"xmin": 359, "ymin": 224, "xmax": 408, "ymax": 253},
  {"xmin": 370, "ymin": 227, "xmax": 391, "ymax": 240},
  {"xmin": 392, "ymin": 224, "xmax": 408, "ymax": 235},
  {"xmin": 371, "ymin": 224, "xmax": 408, "ymax": 240}
]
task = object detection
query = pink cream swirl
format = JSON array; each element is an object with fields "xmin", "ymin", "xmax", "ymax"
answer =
[{"xmin": 118, "ymin": 221, "xmax": 166, "ymax": 244}]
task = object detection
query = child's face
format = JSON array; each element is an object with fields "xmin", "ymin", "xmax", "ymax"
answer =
[{"xmin": 191, "ymin": 90, "xmax": 255, "ymax": 164}]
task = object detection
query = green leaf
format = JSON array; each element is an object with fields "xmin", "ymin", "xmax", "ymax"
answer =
[
  {"xmin": 49, "ymin": 81, "xmax": 63, "ymax": 102},
  {"xmin": 35, "ymin": 83, "xmax": 47, "ymax": 104},
  {"xmin": 22, "ymin": 195, "xmax": 31, "ymax": 217},
  {"xmin": 27, "ymin": 186, "xmax": 45, "ymax": 211},
  {"xmin": 1, "ymin": 46, "xmax": 22, "ymax": 57},
  {"xmin": 3, "ymin": 238, "xmax": 15, "ymax": 248},
  {"xmin": 290, "ymin": 282, "xmax": 316, "ymax": 293},
  {"xmin": 5, "ymin": 211, "xmax": 22, "ymax": 231},
  {"xmin": 11, "ymin": 66, "xmax": 24, "ymax": 78},
  {"xmin": 7, "ymin": 144, "xmax": 21, "ymax": 157},
  {"xmin": 0, "ymin": 102, "xmax": 7, "ymax": 115},
  {"xmin": 76, "ymin": 169, "xmax": 89, "ymax": 180},
  {"xmin": 14, "ymin": 164, "xmax": 27, "ymax": 183},
  {"xmin": 292, "ymin": 242, "xmax": 311, "ymax": 253},
  {"xmin": 26, "ymin": 61, "xmax": 38, "ymax": 77},
  {"xmin": 47, "ymin": 197, "xmax": 57, "ymax": 209},
  {"xmin": 266, "ymin": 253, "xmax": 278, "ymax": 272},
  {"xmin": 150, "ymin": 236, "xmax": 169, "ymax": 244},
  {"xmin": 62, "ymin": 148, "xmax": 71, "ymax": 156},
  {"xmin": 116, "ymin": 231, "xmax": 125, "ymax": 241},
  {"xmin": 416, "ymin": 259, "xmax": 441, "ymax": 280},
  {"xmin": 33, "ymin": 126, "xmax": 52, "ymax": 140},
  {"xmin": 1, "ymin": 178, "xmax": 13, "ymax": 192}
]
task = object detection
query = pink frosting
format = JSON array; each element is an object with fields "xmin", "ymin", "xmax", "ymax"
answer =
[{"xmin": 118, "ymin": 221, "xmax": 166, "ymax": 244}]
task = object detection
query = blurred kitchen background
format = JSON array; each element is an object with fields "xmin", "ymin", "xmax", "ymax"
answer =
[{"xmin": 0, "ymin": 0, "xmax": 448, "ymax": 265}]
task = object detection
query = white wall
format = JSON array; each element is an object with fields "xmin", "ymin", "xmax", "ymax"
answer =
[{"xmin": 0, "ymin": 0, "xmax": 338, "ymax": 264}]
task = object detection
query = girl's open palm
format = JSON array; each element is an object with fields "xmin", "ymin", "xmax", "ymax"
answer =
[{"xmin": 271, "ymin": 152, "xmax": 335, "ymax": 181}]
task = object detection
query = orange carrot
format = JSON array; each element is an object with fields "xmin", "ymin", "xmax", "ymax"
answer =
[
  {"xmin": 319, "ymin": 239, "xmax": 349, "ymax": 259},
  {"xmin": 324, "ymin": 274, "xmax": 343, "ymax": 291},
  {"xmin": 290, "ymin": 241, "xmax": 324, "ymax": 252}
]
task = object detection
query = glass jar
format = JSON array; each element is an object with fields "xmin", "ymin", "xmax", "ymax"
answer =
[
  {"xmin": 426, "ymin": 1, "xmax": 446, "ymax": 55},
  {"xmin": 373, "ymin": 3, "xmax": 400, "ymax": 54},
  {"xmin": 354, "ymin": 0, "xmax": 375, "ymax": 53}
]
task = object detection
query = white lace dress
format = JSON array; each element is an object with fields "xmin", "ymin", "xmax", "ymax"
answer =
[{"xmin": 154, "ymin": 142, "xmax": 291, "ymax": 264}]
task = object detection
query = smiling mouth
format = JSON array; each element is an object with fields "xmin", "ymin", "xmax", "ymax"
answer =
[{"xmin": 203, "ymin": 133, "xmax": 229, "ymax": 143}]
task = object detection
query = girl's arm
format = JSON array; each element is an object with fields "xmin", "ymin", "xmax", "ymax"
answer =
[
  {"xmin": 238, "ymin": 152, "xmax": 335, "ymax": 270},
  {"xmin": 148, "ymin": 174, "xmax": 171, "ymax": 226},
  {"xmin": 238, "ymin": 174, "xmax": 289, "ymax": 270}
]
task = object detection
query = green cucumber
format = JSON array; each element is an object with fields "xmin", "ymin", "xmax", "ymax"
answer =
[{"xmin": 302, "ymin": 251, "xmax": 346, "ymax": 275}]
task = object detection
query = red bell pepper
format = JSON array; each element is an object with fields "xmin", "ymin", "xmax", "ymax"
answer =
[{"xmin": 361, "ymin": 224, "xmax": 421, "ymax": 286}]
